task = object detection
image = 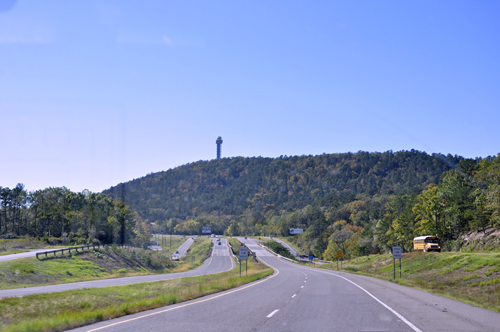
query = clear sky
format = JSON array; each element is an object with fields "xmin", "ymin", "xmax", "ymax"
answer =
[{"xmin": 1, "ymin": 0, "xmax": 499, "ymax": 193}]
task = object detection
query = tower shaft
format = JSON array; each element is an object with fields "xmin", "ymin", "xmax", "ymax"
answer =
[{"xmin": 216, "ymin": 136, "xmax": 223, "ymax": 159}]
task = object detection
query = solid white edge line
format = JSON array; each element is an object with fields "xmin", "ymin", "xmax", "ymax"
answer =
[
  {"xmin": 301, "ymin": 286, "xmax": 303, "ymax": 288},
  {"xmin": 332, "ymin": 274, "xmax": 422, "ymax": 332},
  {"xmin": 292, "ymin": 294, "xmax": 296, "ymax": 298},
  {"xmin": 275, "ymin": 258, "xmax": 422, "ymax": 332},
  {"xmin": 267, "ymin": 309, "xmax": 279, "ymax": 318}
]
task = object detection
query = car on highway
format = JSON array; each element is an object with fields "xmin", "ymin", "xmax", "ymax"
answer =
[
  {"xmin": 175, "ymin": 250, "xmax": 179, "ymax": 254},
  {"xmin": 218, "ymin": 242, "xmax": 221, "ymax": 245}
]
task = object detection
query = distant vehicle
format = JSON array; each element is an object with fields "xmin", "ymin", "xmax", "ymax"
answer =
[
  {"xmin": 211, "ymin": 234, "xmax": 215, "ymax": 237},
  {"xmin": 244, "ymin": 236, "xmax": 247, "ymax": 239},
  {"xmin": 413, "ymin": 236, "xmax": 441, "ymax": 252},
  {"xmin": 218, "ymin": 242, "xmax": 221, "ymax": 245},
  {"xmin": 175, "ymin": 250, "xmax": 179, "ymax": 254}
]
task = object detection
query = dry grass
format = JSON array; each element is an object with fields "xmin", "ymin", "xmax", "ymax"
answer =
[
  {"xmin": 322, "ymin": 251, "xmax": 500, "ymax": 312},
  {"xmin": 0, "ymin": 257, "xmax": 272, "ymax": 332}
]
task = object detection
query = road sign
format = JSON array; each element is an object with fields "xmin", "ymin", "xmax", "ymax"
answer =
[
  {"xmin": 202, "ymin": 226, "xmax": 211, "ymax": 234},
  {"xmin": 239, "ymin": 247, "xmax": 249, "ymax": 260},
  {"xmin": 308, "ymin": 254, "xmax": 314, "ymax": 261},
  {"xmin": 290, "ymin": 228, "xmax": 304, "ymax": 235},
  {"xmin": 336, "ymin": 251, "xmax": 344, "ymax": 260},
  {"xmin": 392, "ymin": 246, "xmax": 402, "ymax": 259}
]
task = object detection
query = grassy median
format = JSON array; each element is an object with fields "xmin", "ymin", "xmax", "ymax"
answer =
[
  {"xmin": 170, "ymin": 238, "xmax": 212, "ymax": 272},
  {"xmin": 322, "ymin": 251, "xmax": 500, "ymax": 312},
  {"xmin": 0, "ymin": 257, "xmax": 272, "ymax": 332}
]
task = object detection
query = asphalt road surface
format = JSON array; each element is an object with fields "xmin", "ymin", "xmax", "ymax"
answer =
[
  {"xmin": 0, "ymin": 248, "xmax": 62, "ymax": 262},
  {"xmin": 171, "ymin": 237, "xmax": 195, "ymax": 260},
  {"xmin": 0, "ymin": 239, "xmax": 234, "ymax": 299},
  {"xmin": 71, "ymin": 237, "xmax": 500, "ymax": 332}
]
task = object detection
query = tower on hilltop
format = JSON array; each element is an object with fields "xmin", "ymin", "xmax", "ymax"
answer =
[{"xmin": 216, "ymin": 136, "xmax": 223, "ymax": 159}]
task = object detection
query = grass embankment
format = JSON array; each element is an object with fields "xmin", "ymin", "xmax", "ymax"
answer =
[
  {"xmin": 170, "ymin": 238, "xmax": 212, "ymax": 273},
  {"xmin": 0, "ymin": 246, "xmax": 176, "ymax": 290},
  {"xmin": 0, "ymin": 257, "xmax": 272, "ymax": 332},
  {"xmin": 151, "ymin": 234, "xmax": 187, "ymax": 255},
  {"xmin": 275, "ymin": 237, "xmax": 303, "ymax": 254},
  {"xmin": 322, "ymin": 251, "xmax": 500, "ymax": 312},
  {"xmin": 0, "ymin": 250, "xmax": 29, "ymax": 256},
  {"xmin": 263, "ymin": 241, "xmax": 295, "ymax": 260},
  {"xmin": 227, "ymin": 238, "xmax": 242, "ymax": 256},
  {"xmin": 0, "ymin": 239, "xmax": 64, "ymax": 251}
]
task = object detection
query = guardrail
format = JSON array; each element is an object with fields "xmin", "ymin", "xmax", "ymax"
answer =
[
  {"xmin": 200, "ymin": 242, "xmax": 214, "ymax": 263},
  {"xmin": 35, "ymin": 244, "xmax": 134, "ymax": 260}
]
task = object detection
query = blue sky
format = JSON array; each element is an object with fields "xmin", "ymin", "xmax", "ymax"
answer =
[{"xmin": 1, "ymin": 0, "xmax": 499, "ymax": 192}]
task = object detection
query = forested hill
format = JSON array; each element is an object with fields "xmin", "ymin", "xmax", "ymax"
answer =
[{"xmin": 103, "ymin": 150, "xmax": 461, "ymax": 223}]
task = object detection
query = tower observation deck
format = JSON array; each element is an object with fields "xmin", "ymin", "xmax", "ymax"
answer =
[{"xmin": 216, "ymin": 136, "xmax": 223, "ymax": 159}]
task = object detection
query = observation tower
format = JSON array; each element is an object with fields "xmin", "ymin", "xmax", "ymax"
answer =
[{"xmin": 216, "ymin": 136, "xmax": 223, "ymax": 159}]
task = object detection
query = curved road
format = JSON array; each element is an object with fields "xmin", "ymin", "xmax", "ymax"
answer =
[
  {"xmin": 71, "ymin": 237, "xmax": 500, "ymax": 332},
  {"xmin": 0, "ymin": 249, "xmax": 62, "ymax": 262},
  {"xmin": 0, "ymin": 238, "xmax": 234, "ymax": 299}
]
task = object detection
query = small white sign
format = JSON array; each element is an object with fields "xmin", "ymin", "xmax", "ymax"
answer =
[
  {"xmin": 239, "ymin": 247, "xmax": 249, "ymax": 260},
  {"xmin": 392, "ymin": 246, "xmax": 402, "ymax": 259}
]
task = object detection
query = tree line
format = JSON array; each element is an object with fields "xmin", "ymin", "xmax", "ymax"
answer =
[
  {"xmin": 111, "ymin": 151, "xmax": 499, "ymax": 260},
  {"xmin": 0, "ymin": 185, "xmax": 145, "ymax": 246},
  {"xmin": 104, "ymin": 149, "xmax": 459, "ymax": 224}
]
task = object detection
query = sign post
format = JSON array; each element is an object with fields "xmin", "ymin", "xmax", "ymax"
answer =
[
  {"xmin": 392, "ymin": 246, "xmax": 402, "ymax": 280},
  {"xmin": 336, "ymin": 251, "xmax": 344, "ymax": 270},
  {"xmin": 239, "ymin": 247, "xmax": 249, "ymax": 277}
]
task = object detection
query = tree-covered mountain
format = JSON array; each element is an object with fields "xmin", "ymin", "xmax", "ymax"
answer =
[{"xmin": 104, "ymin": 150, "xmax": 460, "ymax": 227}]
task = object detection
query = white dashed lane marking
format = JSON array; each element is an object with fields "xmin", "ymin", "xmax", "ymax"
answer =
[{"xmin": 267, "ymin": 309, "xmax": 279, "ymax": 318}]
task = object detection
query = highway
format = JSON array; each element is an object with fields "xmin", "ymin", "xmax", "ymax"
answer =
[
  {"xmin": 0, "ymin": 248, "xmax": 62, "ymax": 262},
  {"xmin": 0, "ymin": 238, "xmax": 234, "ymax": 299},
  {"xmin": 71, "ymin": 237, "xmax": 500, "ymax": 332},
  {"xmin": 171, "ymin": 237, "xmax": 195, "ymax": 260}
]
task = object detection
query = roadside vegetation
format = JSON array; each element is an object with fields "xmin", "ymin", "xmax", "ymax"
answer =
[
  {"xmin": 0, "ymin": 249, "xmax": 29, "ymax": 256},
  {"xmin": 263, "ymin": 241, "xmax": 295, "ymax": 260},
  {"xmin": 0, "ymin": 238, "xmax": 70, "ymax": 252},
  {"xmin": 170, "ymin": 237, "xmax": 212, "ymax": 272},
  {"xmin": 227, "ymin": 237, "xmax": 242, "ymax": 256},
  {"xmin": 0, "ymin": 257, "xmax": 272, "ymax": 332},
  {"xmin": 151, "ymin": 234, "xmax": 188, "ymax": 255},
  {"xmin": 0, "ymin": 246, "xmax": 176, "ymax": 290},
  {"xmin": 322, "ymin": 251, "xmax": 500, "ymax": 312},
  {"xmin": 276, "ymin": 237, "xmax": 305, "ymax": 255}
]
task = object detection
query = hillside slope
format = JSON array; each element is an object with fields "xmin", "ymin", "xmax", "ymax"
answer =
[{"xmin": 104, "ymin": 150, "xmax": 459, "ymax": 223}]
